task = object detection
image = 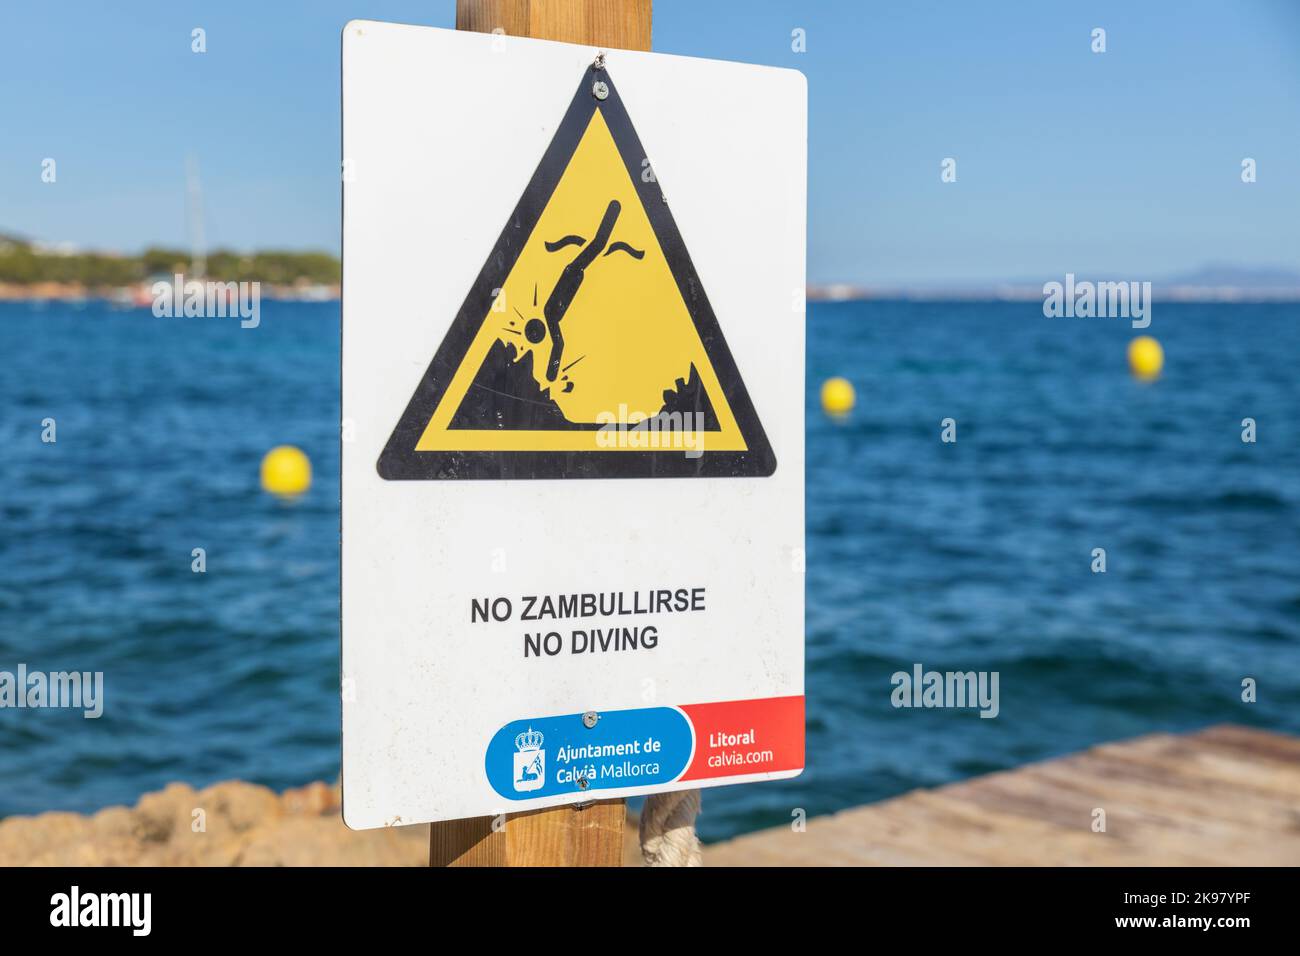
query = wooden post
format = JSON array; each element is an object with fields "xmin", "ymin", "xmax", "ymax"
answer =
[
  {"xmin": 430, "ymin": 0, "xmax": 651, "ymax": 867},
  {"xmin": 455, "ymin": 0, "xmax": 651, "ymax": 50}
]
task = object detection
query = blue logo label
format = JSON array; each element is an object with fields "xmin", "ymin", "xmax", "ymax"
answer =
[{"xmin": 486, "ymin": 707, "xmax": 693, "ymax": 800}]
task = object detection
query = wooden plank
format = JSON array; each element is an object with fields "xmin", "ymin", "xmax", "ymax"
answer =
[
  {"xmin": 431, "ymin": 0, "xmax": 652, "ymax": 867},
  {"xmin": 703, "ymin": 725, "xmax": 1300, "ymax": 866},
  {"xmin": 430, "ymin": 799, "xmax": 627, "ymax": 867},
  {"xmin": 1196, "ymin": 724, "xmax": 1300, "ymax": 762},
  {"xmin": 505, "ymin": 799, "xmax": 627, "ymax": 866},
  {"xmin": 1117, "ymin": 743, "xmax": 1300, "ymax": 801},
  {"xmin": 456, "ymin": 0, "xmax": 652, "ymax": 51},
  {"xmin": 430, "ymin": 813, "xmax": 504, "ymax": 867}
]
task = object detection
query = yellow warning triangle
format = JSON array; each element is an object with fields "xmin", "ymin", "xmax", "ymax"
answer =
[{"xmin": 378, "ymin": 66, "xmax": 775, "ymax": 480}]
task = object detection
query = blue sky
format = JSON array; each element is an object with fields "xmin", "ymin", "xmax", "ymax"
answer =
[{"xmin": 2, "ymin": 0, "xmax": 1298, "ymax": 284}]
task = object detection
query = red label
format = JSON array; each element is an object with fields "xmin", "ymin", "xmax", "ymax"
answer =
[{"xmin": 680, "ymin": 695, "xmax": 804, "ymax": 781}]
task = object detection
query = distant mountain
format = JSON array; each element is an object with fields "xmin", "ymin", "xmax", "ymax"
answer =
[
  {"xmin": 809, "ymin": 263, "xmax": 1300, "ymax": 303},
  {"xmin": 1162, "ymin": 264, "xmax": 1300, "ymax": 290}
]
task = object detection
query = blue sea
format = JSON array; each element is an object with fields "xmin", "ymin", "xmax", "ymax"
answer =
[{"xmin": 1, "ymin": 299, "xmax": 1297, "ymax": 842}]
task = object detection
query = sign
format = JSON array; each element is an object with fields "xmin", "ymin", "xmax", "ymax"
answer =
[
  {"xmin": 377, "ymin": 58, "xmax": 774, "ymax": 480},
  {"xmin": 342, "ymin": 20, "xmax": 806, "ymax": 827}
]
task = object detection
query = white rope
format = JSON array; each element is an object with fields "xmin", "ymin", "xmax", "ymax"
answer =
[{"xmin": 639, "ymin": 789, "xmax": 702, "ymax": 866}]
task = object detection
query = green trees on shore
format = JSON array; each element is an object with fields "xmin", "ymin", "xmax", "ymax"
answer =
[{"xmin": 0, "ymin": 237, "xmax": 340, "ymax": 287}]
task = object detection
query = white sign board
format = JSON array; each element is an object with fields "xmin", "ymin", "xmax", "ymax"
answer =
[{"xmin": 341, "ymin": 20, "xmax": 806, "ymax": 827}]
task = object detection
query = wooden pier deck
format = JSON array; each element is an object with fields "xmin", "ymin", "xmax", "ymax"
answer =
[{"xmin": 701, "ymin": 725, "xmax": 1300, "ymax": 866}]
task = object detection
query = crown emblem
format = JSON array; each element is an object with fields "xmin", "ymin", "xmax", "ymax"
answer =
[{"xmin": 515, "ymin": 727, "xmax": 544, "ymax": 752}]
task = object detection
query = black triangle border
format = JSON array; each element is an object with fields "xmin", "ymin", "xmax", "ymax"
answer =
[{"xmin": 376, "ymin": 64, "xmax": 777, "ymax": 480}]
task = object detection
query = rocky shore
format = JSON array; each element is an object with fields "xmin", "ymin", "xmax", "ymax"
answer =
[
  {"xmin": 0, "ymin": 781, "xmax": 426, "ymax": 866},
  {"xmin": 0, "ymin": 780, "xmax": 646, "ymax": 866}
]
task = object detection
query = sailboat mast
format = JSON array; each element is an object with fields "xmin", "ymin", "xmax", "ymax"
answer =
[{"xmin": 185, "ymin": 154, "xmax": 206, "ymax": 279}]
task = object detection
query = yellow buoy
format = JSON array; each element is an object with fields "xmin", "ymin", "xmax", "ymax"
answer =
[
  {"xmin": 820, "ymin": 377, "xmax": 856, "ymax": 416},
  {"xmin": 1128, "ymin": 335, "xmax": 1164, "ymax": 381},
  {"xmin": 261, "ymin": 445, "xmax": 312, "ymax": 497}
]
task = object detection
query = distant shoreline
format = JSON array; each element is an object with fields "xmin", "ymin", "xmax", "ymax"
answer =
[
  {"xmin": 0, "ymin": 281, "xmax": 339, "ymax": 304},
  {"xmin": 4, "ymin": 283, "xmax": 1296, "ymax": 307},
  {"xmin": 0, "ymin": 236, "xmax": 341, "ymax": 304},
  {"xmin": 807, "ymin": 283, "xmax": 1300, "ymax": 304}
]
